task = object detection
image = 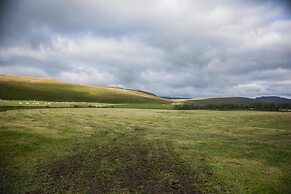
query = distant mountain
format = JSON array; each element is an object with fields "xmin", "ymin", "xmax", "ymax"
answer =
[
  {"xmin": 255, "ymin": 96, "xmax": 291, "ymax": 103},
  {"xmin": 0, "ymin": 74, "xmax": 170, "ymax": 104},
  {"xmin": 184, "ymin": 96, "xmax": 291, "ymax": 106},
  {"xmin": 185, "ymin": 97, "xmax": 255, "ymax": 105}
]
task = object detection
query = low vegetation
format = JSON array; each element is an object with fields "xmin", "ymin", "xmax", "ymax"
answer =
[
  {"xmin": 174, "ymin": 102, "xmax": 291, "ymax": 111},
  {"xmin": 176, "ymin": 97, "xmax": 291, "ymax": 111},
  {"xmin": 1, "ymin": 108, "xmax": 290, "ymax": 193},
  {"xmin": 0, "ymin": 100, "xmax": 173, "ymax": 112}
]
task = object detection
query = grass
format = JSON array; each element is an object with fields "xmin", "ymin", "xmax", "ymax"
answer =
[
  {"xmin": 0, "ymin": 100, "xmax": 173, "ymax": 111},
  {"xmin": 0, "ymin": 74, "xmax": 169, "ymax": 104},
  {"xmin": 0, "ymin": 100, "xmax": 113, "ymax": 108},
  {"xmin": 0, "ymin": 108, "xmax": 290, "ymax": 193},
  {"xmin": 0, "ymin": 100, "xmax": 115, "ymax": 112},
  {"xmin": 112, "ymin": 103, "xmax": 173, "ymax": 109}
]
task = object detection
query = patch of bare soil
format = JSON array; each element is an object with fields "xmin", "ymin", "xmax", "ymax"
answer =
[{"xmin": 33, "ymin": 135, "xmax": 205, "ymax": 193}]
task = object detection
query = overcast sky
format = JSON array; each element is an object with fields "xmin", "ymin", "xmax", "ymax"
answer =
[{"xmin": 0, "ymin": 0, "xmax": 291, "ymax": 98}]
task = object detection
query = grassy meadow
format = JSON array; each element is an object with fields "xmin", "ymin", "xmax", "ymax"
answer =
[
  {"xmin": 0, "ymin": 100, "xmax": 173, "ymax": 112},
  {"xmin": 1, "ymin": 108, "xmax": 290, "ymax": 193}
]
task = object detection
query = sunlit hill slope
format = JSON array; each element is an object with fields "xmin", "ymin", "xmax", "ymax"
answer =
[{"xmin": 0, "ymin": 74, "xmax": 170, "ymax": 104}]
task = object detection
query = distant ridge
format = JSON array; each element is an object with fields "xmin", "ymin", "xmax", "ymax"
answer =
[
  {"xmin": 184, "ymin": 96, "xmax": 291, "ymax": 105},
  {"xmin": 255, "ymin": 96, "xmax": 291, "ymax": 103},
  {"xmin": 161, "ymin": 96, "xmax": 192, "ymax": 100},
  {"xmin": 186, "ymin": 97, "xmax": 255, "ymax": 105},
  {"xmin": 0, "ymin": 74, "xmax": 170, "ymax": 104}
]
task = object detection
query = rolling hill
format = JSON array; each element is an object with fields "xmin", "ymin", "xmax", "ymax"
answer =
[
  {"xmin": 184, "ymin": 96, "xmax": 291, "ymax": 105},
  {"xmin": 185, "ymin": 97, "xmax": 256, "ymax": 105},
  {"xmin": 0, "ymin": 74, "xmax": 170, "ymax": 104},
  {"xmin": 255, "ymin": 96, "xmax": 291, "ymax": 103}
]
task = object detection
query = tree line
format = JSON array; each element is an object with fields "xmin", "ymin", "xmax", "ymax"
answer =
[{"xmin": 173, "ymin": 103, "xmax": 291, "ymax": 111}]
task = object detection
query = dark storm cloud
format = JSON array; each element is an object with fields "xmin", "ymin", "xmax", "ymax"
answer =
[{"xmin": 0, "ymin": 0, "xmax": 291, "ymax": 98}]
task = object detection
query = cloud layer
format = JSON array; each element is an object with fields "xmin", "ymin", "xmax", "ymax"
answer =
[{"xmin": 1, "ymin": 0, "xmax": 291, "ymax": 98}]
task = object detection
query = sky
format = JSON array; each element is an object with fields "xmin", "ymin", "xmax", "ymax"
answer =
[{"xmin": 0, "ymin": 0, "xmax": 291, "ymax": 98}]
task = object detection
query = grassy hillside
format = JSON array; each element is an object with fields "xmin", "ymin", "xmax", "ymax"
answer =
[{"xmin": 0, "ymin": 74, "xmax": 170, "ymax": 104}]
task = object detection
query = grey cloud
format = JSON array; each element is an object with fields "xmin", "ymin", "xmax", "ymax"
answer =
[{"xmin": 0, "ymin": 0, "xmax": 291, "ymax": 98}]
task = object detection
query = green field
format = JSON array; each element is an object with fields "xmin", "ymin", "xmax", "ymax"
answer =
[
  {"xmin": 1, "ymin": 108, "xmax": 290, "ymax": 193},
  {"xmin": 0, "ymin": 100, "xmax": 173, "ymax": 112}
]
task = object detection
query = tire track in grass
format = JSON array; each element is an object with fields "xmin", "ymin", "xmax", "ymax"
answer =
[{"xmin": 31, "ymin": 130, "xmax": 228, "ymax": 193}]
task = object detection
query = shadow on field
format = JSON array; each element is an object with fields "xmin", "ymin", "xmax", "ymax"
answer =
[
  {"xmin": 26, "ymin": 131, "xmax": 227, "ymax": 194},
  {"xmin": 0, "ymin": 129, "xmax": 230, "ymax": 193}
]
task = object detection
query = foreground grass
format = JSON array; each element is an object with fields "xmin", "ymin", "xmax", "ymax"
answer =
[{"xmin": 0, "ymin": 109, "xmax": 290, "ymax": 193}]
